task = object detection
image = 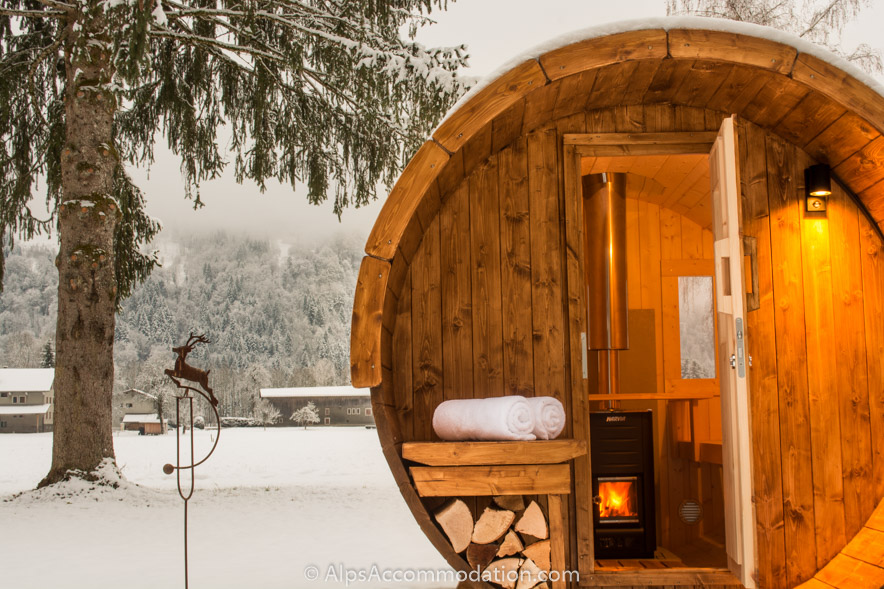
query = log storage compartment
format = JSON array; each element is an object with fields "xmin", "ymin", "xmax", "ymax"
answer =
[
  {"xmin": 590, "ymin": 411, "xmax": 656, "ymax": 559},
  {"xmin": 350, "ymin": 17, "xmax": 884, "ymax": 589},
  {"xmin": 403, "ymin": 440, "xmax": 587, "ymax": 589}
]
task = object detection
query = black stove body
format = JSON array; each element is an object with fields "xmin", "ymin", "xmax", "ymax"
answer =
[{"xmin": 590, "ymin": 410, "xmax": 656, "ymax": 559}]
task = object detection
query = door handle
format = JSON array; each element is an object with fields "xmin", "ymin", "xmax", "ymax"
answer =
[{"xmin": 730, "ymin": 354, "xmax": 736, "ymax": 369}]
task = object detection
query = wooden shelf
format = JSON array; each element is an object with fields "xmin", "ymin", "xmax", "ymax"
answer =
[
  {"xmin": 402, "ymin": 439, "xmax": 586, "ymax": 466},
  {"xmin": 587, "ymin": 392, "xmax": 717, "ymax": 401}
]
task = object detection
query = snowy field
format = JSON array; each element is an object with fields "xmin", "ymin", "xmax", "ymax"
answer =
[{"xmin": 0, "ymin": 428, "xmax": 455, "ymax": 589}]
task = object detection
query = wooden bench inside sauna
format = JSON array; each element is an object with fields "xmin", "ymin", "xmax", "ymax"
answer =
[{"xmin": 350, "ymin": 17, "xmax": 884, "ymax": 589}]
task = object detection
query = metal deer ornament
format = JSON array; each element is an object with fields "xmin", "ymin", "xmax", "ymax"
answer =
[
  {"xmin": 165, "ymin": 332, "xmax": 218, "ymax": 406},
  {"xmin": 164, "ymin": 332, "xmax": 221, "ymax": 589}
]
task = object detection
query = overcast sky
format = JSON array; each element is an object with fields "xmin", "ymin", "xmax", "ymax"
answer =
[{"xmin": 105, "ymin": 1, "xmax": 884, "ymax": 245}]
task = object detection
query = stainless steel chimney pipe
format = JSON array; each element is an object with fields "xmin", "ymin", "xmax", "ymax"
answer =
[{"xmin": 583, "ymin": 172, "xmax": 629, "ymax": 352}]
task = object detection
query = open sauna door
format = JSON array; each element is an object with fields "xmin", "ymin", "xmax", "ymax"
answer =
[{"xmin": 709, "ymin": 116, "xmax": 757, "ymax": 588}]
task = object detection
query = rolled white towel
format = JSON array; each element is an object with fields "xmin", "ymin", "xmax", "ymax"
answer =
[
  {"xmin": 432, "ymin": 396, "xmax": 536, "ymax": 441},
  {"xmin": 526, "ymin": 396, "xmax": 566, "ymax": 440}
]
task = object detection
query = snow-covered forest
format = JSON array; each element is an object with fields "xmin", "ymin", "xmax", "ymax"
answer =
[{"xmin": 0, "ymin": 233, "xmax": 362, "ymax": 417}]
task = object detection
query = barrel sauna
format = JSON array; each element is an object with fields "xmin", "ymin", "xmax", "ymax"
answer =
[{"xmin": 350, "ymin": 18, "xmax": 884, "ymax": 589}]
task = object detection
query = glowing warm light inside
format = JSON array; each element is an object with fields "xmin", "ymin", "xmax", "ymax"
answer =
[{"xmin": 598, "ymin": 480, "xmax": 638, "ymax": 519}]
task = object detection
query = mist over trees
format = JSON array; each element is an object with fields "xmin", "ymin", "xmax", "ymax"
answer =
[{"xmin": 0, "ymin": 232, "xmax": 361, "ymax": 419}]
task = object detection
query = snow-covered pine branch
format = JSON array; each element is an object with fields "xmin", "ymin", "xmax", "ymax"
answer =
[{"xmin": 1, "ymin": 0, "xmax": 471, "ymax": 484}]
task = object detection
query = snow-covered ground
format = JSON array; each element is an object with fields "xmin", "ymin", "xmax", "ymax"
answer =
[{"xmin": 1, "ymin": 428, "xmax": 455, "ymax": 589}]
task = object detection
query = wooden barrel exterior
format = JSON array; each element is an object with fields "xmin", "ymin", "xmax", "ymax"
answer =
[{"xmin": 350, "ymin": 24, "xmax": 884, "ymax": 589}]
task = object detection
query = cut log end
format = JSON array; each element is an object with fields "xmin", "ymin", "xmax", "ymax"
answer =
[
  {"xmin": 514, "ymin": 500, "xmax": 548, "ymax": 540},
  {"xmin": 484, "ymin": 557, "xmax": 522, "ymax": 589},
  {"xmin": 493, "ymin": 494, "xmax": 526, "ymax": 512},
  {"xmin": 466, "ymin": 542, "xmax": 499, "ymax": 570},
  {"xmin": 521, "ymin": 539, "xmax": 551, "ymax": 572},
  {"xmin": 434, "ymin": 498, "xmax": 474, "ymax": 553},
  {"xmin": 472, "ymin": 507, "xmax": 516, "ymax": 544},
  {"xmin": 497, "ymin": 529, "xmax": 525, "ymax": 558}
]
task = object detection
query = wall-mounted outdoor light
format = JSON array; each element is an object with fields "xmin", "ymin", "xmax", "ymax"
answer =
[{"xmin": 805, "ymin": 164, "xmax": 832, "ymax": 212}]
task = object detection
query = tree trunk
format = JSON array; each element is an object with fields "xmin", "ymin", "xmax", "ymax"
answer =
[{"xmin": 40, "ymin": 3, "xmax": 120, "ymax": 486}]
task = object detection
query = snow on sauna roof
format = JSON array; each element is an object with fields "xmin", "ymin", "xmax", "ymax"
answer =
[
  {"xmin": 259, "ymin": 385, "xmax": 370, "ymax": 399},
  {"xmin": 0, "ymin": 404, "xmax": 50, "ymax": 415},
  {"xmin": 441, "ymin": 15, "xmax": 884, "ymax": 129},
  {"xmin": 0, "ymin": 369, "xmax": 54, "ymax": 393}
]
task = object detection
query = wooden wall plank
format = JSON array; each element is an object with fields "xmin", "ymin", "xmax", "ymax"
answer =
[
  {"xmin": 705, "ymin": 65, "xmax": 770, "ymax": 115},
  {"xmin": 775, "ymin": 91, "xmax": 847, "ymax": 148},
  {"xmin": 834, "ymin": 136, "xmax": 884, "ymax": 195},
  {"xmin": 639, "ymin": 200, "xmax": 664, "ymax": 395},
  {"xmin": 350, "ymin": 256, "xmax": 392, "ymax": 387},
  {"xmin": 441, "ymin": 183, "xmax": 474, "ymax": 404},
  {"xmin": 672, "ymin": 61, "xmax": 733, "ymax": 108},
  {"xmin": 523, "ymin": 81, "xmax": 561, "ymax": 136},
  {"xmin": 552, "ymin": 69, "xmax": 599, "ymax": 121},
  {"xmin": 393, "ymin": 271, "xmax": 414, "ymax": 442},
  {"xmin": 411, "ymin": 216, "xmax": 443, "ymax": 441},
  {"xmin": 461, "ymin": 123, "xmax": 493, "ymax": 181},
  {"xmin": 828, "ymin": 185, "xmax": 874, "ymax": 537},
  {"xmin": 528, "ymin": 127, "xmax": 567, "ymax": 410},
  {"xmin": 860, "ymin": 214, "xmax": 884, "ymax": 501},
  {"xmin": 804, "ymin": 112, "xmax": 880, "ymax": 169},
  {"xmin": 800, "ymin": 146, "xmax": 847, "ymax": 568},
  {"xmin": 469, "ymin": 158, "xmax": 505, "ymax": 399},
  {"xmin": 499, "ymin": 137, "xmax": 535, "ymax": 395},
  {"xmin": 766, "ymin": 133, "xmax": 817, "ymax": 585},
  {"xmin": 738, "ymin": 120, "xmax": 786, "ymax": 588},
  {"xmin": 742, "ymin": 77, "xmax": 810, "ymax": 131},
  {"xmin": 491, "ymin": 98, "xmax": 526, "ymax": 155}
]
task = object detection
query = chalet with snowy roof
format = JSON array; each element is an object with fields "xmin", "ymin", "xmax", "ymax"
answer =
[
  {"xmin": 0, "ymin": 368, "xmax": 55, "ymax": 433},
  {"xmin": 115, "ymin": 388, "xmax": 166, "ymax": 434},
  {"xmin": 259, "ymin": 386, "xmax": 373, "ymax": 427}
]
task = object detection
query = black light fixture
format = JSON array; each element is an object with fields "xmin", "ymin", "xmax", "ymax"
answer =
[{"xmin": 805, "ymin": 164, "xmax": 832, "ymax": 212}]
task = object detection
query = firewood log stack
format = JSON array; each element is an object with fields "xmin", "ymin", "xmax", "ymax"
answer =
[{"xmin": 433, "ymin": 496, "xmax": 554, "ymax": 589}]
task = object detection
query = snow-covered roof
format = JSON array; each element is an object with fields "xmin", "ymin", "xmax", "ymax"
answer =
[
  {"xmin": 122, "ymin": 413, "xmax": 161, "ymax": 424},
  {"xmin": 0, "ymin": 369, "xmax": 54, "ymax": 393},
  {"xmin": 260, "ymin": 386, "xmax": 370, "ymax": 399},
  {"xmin": 120, "ymin": 388, "xmax": 157, "ymax": 400},
  {"xmin": 440, "ymin": 16, "xmax": 884, "ymax": 130},
  {"xmin": 0, "ymin": 403, "xmax": 50, "ymax": 416}
]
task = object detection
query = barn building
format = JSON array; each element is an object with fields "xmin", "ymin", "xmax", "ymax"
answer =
[
  {"xmin": 260, "ymin": 386, "xmax": 374, "ymax": 427},
  {"xmin": 349, "ymin": 18, "xmax": 884, "ymax": 589}
]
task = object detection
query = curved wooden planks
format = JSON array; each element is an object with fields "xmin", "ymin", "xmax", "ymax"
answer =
[
  {"xmin": 350, "ymin": 256, "xmax": 391, "ymax": 388},
  {"xmin": 668, "ymin": 29, "xmax": 797, "ymax": 74},
  {"xmin": 364, "ymin": 141, "xmax": 449, "ymax": 261},
  {"xmin": 433, "ymin": 60, "xmax": 548, "ymax": 153},
  {"xmin": 792, "ymin": 53, "xmax": 884, "ymax": 136},
  {"xmin": 538, "ymin": 29, "xmax": 667, "ymax": 81}
]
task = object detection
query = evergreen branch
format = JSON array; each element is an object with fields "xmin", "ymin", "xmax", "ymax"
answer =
[
  {"xmin": 0, "ymin": 7, "xmax": 66, "ymax": 18},
  {"xmin": 36, "ymin": 0, "xmax": 75, "ymax": 10},
  {"xmin": 160, "ymin": 3, "xmax": 394, "ymax": 52},
  {"xmin": 148, "ymin": 27, "xmax": 287, "ymax": 63},
  {"xmin": 26, "ymin": 33, "xmax": 65, "ymax": 128}
]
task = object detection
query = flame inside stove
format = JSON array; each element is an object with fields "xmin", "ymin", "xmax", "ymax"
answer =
[{"xmin": 598, "ymin": 480, "xmax": 638, "ymax": 519}]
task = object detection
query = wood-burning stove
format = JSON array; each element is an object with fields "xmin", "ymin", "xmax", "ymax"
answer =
[{"xmin": 590, "ymin": 410, "xmax": 656, "ymax": 559}]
